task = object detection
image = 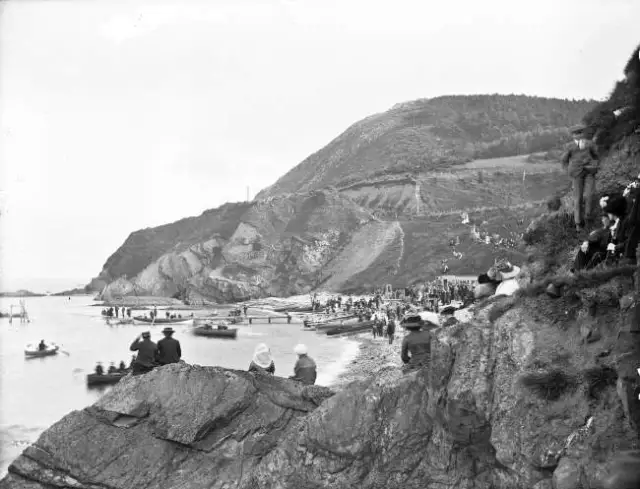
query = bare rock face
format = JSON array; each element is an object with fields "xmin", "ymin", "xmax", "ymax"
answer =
[{"xmin": 0, "ymin": 363, "xmax": 333, "ymax": 489}]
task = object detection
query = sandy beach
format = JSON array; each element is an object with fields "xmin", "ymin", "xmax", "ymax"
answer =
[{"xmin": 331, "ymin": 331, "xmax": 405, "ymax": 389}]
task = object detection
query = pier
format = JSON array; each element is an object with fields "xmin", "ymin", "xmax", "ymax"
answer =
[{"xmin": 235, "ymin": 315, "xmax": 293, "ymax": 324}]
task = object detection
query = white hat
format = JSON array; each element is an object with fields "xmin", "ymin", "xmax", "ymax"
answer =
[
  {"xmin": 252, "ymin": 343, "xmax": 273, "ymax": 369},
  {"xmin": 418, "ymin": 311, "xmax": 440, "ymax": 327},
  {"xmin": 294, "ymin": 344, "xmax": 308, "ymax": 355}
]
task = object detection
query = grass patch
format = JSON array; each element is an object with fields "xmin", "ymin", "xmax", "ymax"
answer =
[
  {"xmin": 517, "ymin": 264, "xmax": 637, "ymax": 299},
  {"xmin": 518, "ymin": 369, "xmax": 579, "ymax": 401}
]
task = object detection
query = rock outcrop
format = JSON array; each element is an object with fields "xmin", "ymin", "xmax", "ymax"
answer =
[{"xmin": 3, "ymin": 291, "xmax": 639, "ymax": 489}]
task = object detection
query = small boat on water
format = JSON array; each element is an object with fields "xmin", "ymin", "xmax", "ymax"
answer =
[
  {"xmin": 133, "ymin": 316, "xmax": 192, "ymax": 325},
  {"xmin": 106, "ymin": 318, "xmax": 134, "ymax": 325},
  {"xmin": 25, "ymin": 343, "xmax": 59, "ymax": 358},
  {"xmin": 193, "ymin": 324, "xmax": 238, "ymax": 339},
  {"xmin": 86, "ymin": 370, "xmax": 130, "ymax": 386}
]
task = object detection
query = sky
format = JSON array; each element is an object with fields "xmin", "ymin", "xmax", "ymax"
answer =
[{"xmin": 0, "ymin": 0, "xmax": 638, "ymax": 293}]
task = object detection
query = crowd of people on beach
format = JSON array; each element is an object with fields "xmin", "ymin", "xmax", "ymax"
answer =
[{"xmin": 101, "ymin": 306, "xmax": 132, "ymax": 318}]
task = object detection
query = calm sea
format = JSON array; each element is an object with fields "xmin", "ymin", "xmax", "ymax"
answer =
[{"xmin": 0, "ymin": 296, "xmax": 359, "ymax": 476}]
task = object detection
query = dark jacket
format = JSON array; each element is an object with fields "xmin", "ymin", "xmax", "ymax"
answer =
[
  {"xmin": 129, "ymin": 339, "xmax": 158, "ymax": 367},
  {"xmin": 401, "ymin": 329, "xmax": 432, "ymax": 368},
  {"xmin": 477, "ymin": 273, "xmax": 500, "ymax": 285},
  {"xmin": 291, "ymin": 355, "xmax": 317, "ymax": 385},
  {"xmin": 248, "ymin": 361, "xmax": 275, "ymax": 375},
  {"xmin": 562, "ymin": 145, "xmax": 599, "ymax": 179},
  {"xmin": 623, "ymin": 195, "xmax": 640, "ymax": 260},
  {"xmin": 157, "ymin": 337, "xmax": 182, "ymax": 365}
]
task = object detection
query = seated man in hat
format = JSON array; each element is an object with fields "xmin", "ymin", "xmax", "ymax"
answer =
[
  {"xmin": 562, "ymin": 126, "xmax": 600, "ymax": 231},
  {"xmin": 129, "ymin": 331, "xmax": 159, "ymax": 375},
  {"xmin": 573, "ymin": 212, "xmax": 612, "ymax": 272},
  {"xmin": 157, "ymin": 327, "xmax": 182, "ymax": 366},
  {"xmin": 400, "ymin": 312, "xmax": 438, "ymax": 373}
]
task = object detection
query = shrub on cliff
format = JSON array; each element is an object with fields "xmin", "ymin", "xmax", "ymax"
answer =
[
  {"xmin": 583, "ymin": 365, "xmax": 618, "ymax": 399},
  {"xmin": 518, "ymin": 369, "xmax": 579, "ymax": 401}
]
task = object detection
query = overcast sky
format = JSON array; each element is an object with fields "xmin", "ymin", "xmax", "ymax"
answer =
[{"xmin": 0, "ymin": 0, "xmax": 638, "ymax": 293}]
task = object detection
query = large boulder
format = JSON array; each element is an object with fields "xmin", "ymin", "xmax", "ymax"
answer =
[{"xmin": 0, "ymin": 363, "xmax": 333, "ymax": 489}]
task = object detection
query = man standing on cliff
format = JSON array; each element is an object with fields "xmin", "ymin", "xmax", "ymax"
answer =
[
  {"xmin": 157, "ymin": 327, "xmax": 182, "ymax": 366},
  {"xmin": 129, "ymin": 331, "xmax": 158, "ymax": 375},
  {"xmin": 562, "ymin": 125, "xmax": 600, "ymax": 232}
]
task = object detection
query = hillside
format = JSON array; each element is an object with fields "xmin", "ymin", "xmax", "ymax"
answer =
[
  {"xmin": 257, "ymin": 94, "xmax": 595, "ymax": 200},
  {"xmin": 87, "ymin": 96, "xmax": 593, "ymax": 303}
]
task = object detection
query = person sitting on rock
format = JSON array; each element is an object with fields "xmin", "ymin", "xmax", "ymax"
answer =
[
  {"xmin": 573, "ymin": 213, "xmax": 612, "ymax": 272},
  {"xmin": 401, "ymin": 313, "xmax": 438, "ymax": 373},
  {"xmin": 95, "ymin": 362, "xmax": 104, "ymax": 375},
  {"xmin": 289, "ymin": 344, "xmax": 317, "ymax": 385},
  {"xmin": 118, "ymin": 360, "xmax": 127, "ymax": 372},
  {"xmin": 157, "ymin": 327, "xmax": 182, "ymax": 366},
  {"xmin": 248, "ymin": 343, "xmax": 275, "ymax": 375},
  {"xmin": 129, "ymin": 332, "xmax": 158, "ymax": 376},
  {"xmin": 474, "ymin": 261, "xmax": 520, "ymax": 299},
  {"xmin": 600, "ymin": 193, "xmax": 630, "ymax": 266},
  {"xmin": 107, "ymin": 362, "xmax": 117, "ymax": 374}
]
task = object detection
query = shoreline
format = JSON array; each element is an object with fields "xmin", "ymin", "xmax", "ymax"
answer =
[{"xmin": 330, "ymin": 332, "xmax": 404, "ymax": 390}]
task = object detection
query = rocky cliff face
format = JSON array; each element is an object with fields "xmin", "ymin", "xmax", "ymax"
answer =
[
  {"xmin": 90, "ymin": 163, "xmax": 569, "ymax": 302},
  {"xmin": 87, "ymin": 94, "xmax": 591, "ymax": 302},
  {"xmin": 3, "ymin": 290, "xmax": 638, "ymax": 488}
]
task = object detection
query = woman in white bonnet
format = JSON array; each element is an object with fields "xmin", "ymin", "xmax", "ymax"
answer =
[{"xmin": 248, "ymin": 343, "xmax": 275, "ymax": 375}]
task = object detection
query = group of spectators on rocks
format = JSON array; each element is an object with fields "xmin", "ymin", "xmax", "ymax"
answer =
[
  {"xmin": 248, "ymin": 343, "xmax": 317, "ymax": 385},
  {"xmin": 572, "ymin": 175, "xmax": 640, "ymax": 271}
]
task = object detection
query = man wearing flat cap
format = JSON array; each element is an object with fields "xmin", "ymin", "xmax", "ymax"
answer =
[
  {"xmin": 562, "ymin": 124, "xmax": 600, "ymax": 232},
  {"xmin": 129, "ymin": 331, "xmax": 159, "ymax": 375}
]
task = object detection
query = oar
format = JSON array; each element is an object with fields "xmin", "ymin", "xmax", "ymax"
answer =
[{"xmin": 55, "ymin": 343, "xmax": 71, "ymax": 356}]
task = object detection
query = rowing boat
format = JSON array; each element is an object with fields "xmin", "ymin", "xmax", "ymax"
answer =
[
  {"xmin": 193, "ymin": 326, "xmax": 238, "ymax": 338},
  {"xmin": 325, "ymin": 321, "xmax": 375, "ymax": 337},
  {"xmin": 25, "ymin": 343, "xmax": 59, "ymax": 358},
  {"xmin": 86, "ymin": 370, "xmax": 130, "ymax": 386},
  {"xmin": 133, "ymin": 316, "xmax": 193, "ymax": 324}
]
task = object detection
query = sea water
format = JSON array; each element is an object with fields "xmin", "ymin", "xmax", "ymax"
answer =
[{"xmin": 0, "ymin": 295, "xmax": 358, "ymax": 476}]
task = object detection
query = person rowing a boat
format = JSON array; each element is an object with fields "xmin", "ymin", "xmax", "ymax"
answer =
[
  {"xmin": 129, "ymin": 332, "xmax": 158, "ymax": 375},
  {"xmin": 38, "ymin": 340, "xmax": 47, "ymax": 351},
  {"xmin": 107, "ymin": 362, "xmax": 117, "ymax": 374},
  {"xmin": 157, "ymin": 327, "xmax": 182, "ymax": 366},
  {"xmin": 118, "ymin": 360, "xmax": 127, "ymax": 372}
]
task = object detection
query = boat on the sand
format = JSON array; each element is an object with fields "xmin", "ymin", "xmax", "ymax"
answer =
[
  {"xmin": 325, "ymin": 321, "xmax": 375, "ymax": 337},
  {"xmin": 193, "ymin": 324, "xmax": 238, "ymax": 338},
  {"xmin": 133, "ymin": 316, "xmax": 192, "ymax": 324},
  {"xmin": 86, "ymin": 370, "xmax": 130, "ymax": 386},
  {"xmin": 25, "ymin": 343, "xmax": 59, "ymax": 358}
]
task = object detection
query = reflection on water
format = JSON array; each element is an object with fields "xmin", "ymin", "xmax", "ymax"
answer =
[{"xmin": 0, "ymin": 296, "xmax": 357, "ymax": 476}]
